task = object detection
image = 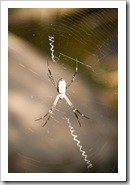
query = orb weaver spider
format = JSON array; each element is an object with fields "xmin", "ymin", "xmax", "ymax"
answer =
[{"xmin": 35, "ymin": 59, "xmax": 89, "ymax": 127}]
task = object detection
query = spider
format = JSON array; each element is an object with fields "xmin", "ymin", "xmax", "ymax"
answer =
[{"xmin": 35, "ymin": 59, "xmax": 89, "ymax": 127}]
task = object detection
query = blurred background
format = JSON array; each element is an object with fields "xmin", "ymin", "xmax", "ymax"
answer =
[{"xmin": 8, "ymin": 8, "xmax": 118, "ymax": 173}]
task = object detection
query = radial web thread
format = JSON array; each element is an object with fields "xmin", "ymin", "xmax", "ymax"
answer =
[{"xmin": 66, "ymin": 117, "xmax": 93, "ymax": 169}]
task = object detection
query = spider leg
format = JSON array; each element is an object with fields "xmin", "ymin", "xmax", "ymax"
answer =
[
  {"xmin": 42, "ymin": 115, "xmax": 51, "ymax": 127},
  {"xmin": 47, "ymin": 58, "xmax": 56, "ymax": 87},
  {"xmin": 73, "ymin": 110, "xmax": 81, "ymax": 127},
  {"xmin": 76, "ymin": 110, "xmax": 89, "ymax": 119},
  {"xmin": 66, "ymin": 59, "xmax": 78, "ymax": 89},
  {"xmin": 35, "ymin": 113, "xmax": 50, "ymax": 127},
  {"xmin": 64, "ymin": 95, "xmax": 89, "ymax": 126},
  {"xmin": 35, "ymin": 95, "xmax": 60, "ymax": 127},
  {"xmin": 35, "ymin": 112, "xmax": 49, "ymax": 122}
]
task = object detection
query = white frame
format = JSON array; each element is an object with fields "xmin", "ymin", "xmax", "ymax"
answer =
[{"xmin": 1, "ymin": 0, "xmax": 126, "ymax": 181}]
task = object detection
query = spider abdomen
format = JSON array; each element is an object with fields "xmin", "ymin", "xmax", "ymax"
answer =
[{"xmin": 57, "ymin": 78, "xmax": 66, "ymax": 94}]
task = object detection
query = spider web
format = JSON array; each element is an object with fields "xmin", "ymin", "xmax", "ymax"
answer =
[{"xmin": 8, "ymin": 8, "xmax": 118, "ymax": 173}]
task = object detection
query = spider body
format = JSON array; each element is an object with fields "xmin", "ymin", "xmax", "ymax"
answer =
[
  {"xmin": 35, "ymin": 59, "xmax": 89, "ymax": 127},
  {"xmin": 57, "ymin": 78, "xmax": 66, "ymax": 95}
]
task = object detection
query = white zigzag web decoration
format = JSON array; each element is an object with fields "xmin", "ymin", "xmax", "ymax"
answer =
[
  {"xmin": 66, "ymin": 117, "xmax": 93, "ymax": 169},
  {"xmin": 48, "ymin": 35, "xmax": 93, "ymax": 169},
  {"xmin": 48, "ymin": 36, "xmax": 56, "ymax": 62}
]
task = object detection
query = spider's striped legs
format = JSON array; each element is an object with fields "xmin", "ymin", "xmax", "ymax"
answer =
[
  {"xmin": 64, "ymin": 95, "xmax": 89, "ymax": 127},
  {"xmin": 47, "ymin": 58, "xmax": 56, "ymax": 87},
  {"xmin": 66, "ymin": 59, "xmax": 78, "ymax": 89},
  {"xmin": 35, "ymin": 95, "xmax": 60, "ymax": 127}
]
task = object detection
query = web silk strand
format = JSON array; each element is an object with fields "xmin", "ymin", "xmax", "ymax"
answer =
[
  {"xmin": 66, "ymin": 117, "xmax": 93, "ymax": 169},
  {"xmin": 48, "ymin": 36, "xmax": 56, "ymax": 62}
]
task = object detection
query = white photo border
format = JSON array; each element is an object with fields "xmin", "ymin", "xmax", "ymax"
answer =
[{"xmin": 1, "ymin": 0, "xmax": 126, "ymax": 182}]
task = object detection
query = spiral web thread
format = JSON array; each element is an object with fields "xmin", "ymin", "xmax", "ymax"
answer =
[
  {"xmin": 48, "ymin": 36, "xmax": 56, "ymax": 62},
  {"xmin": 66, "ymin": 117, "xmax": 93, "ymax": 169}
]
